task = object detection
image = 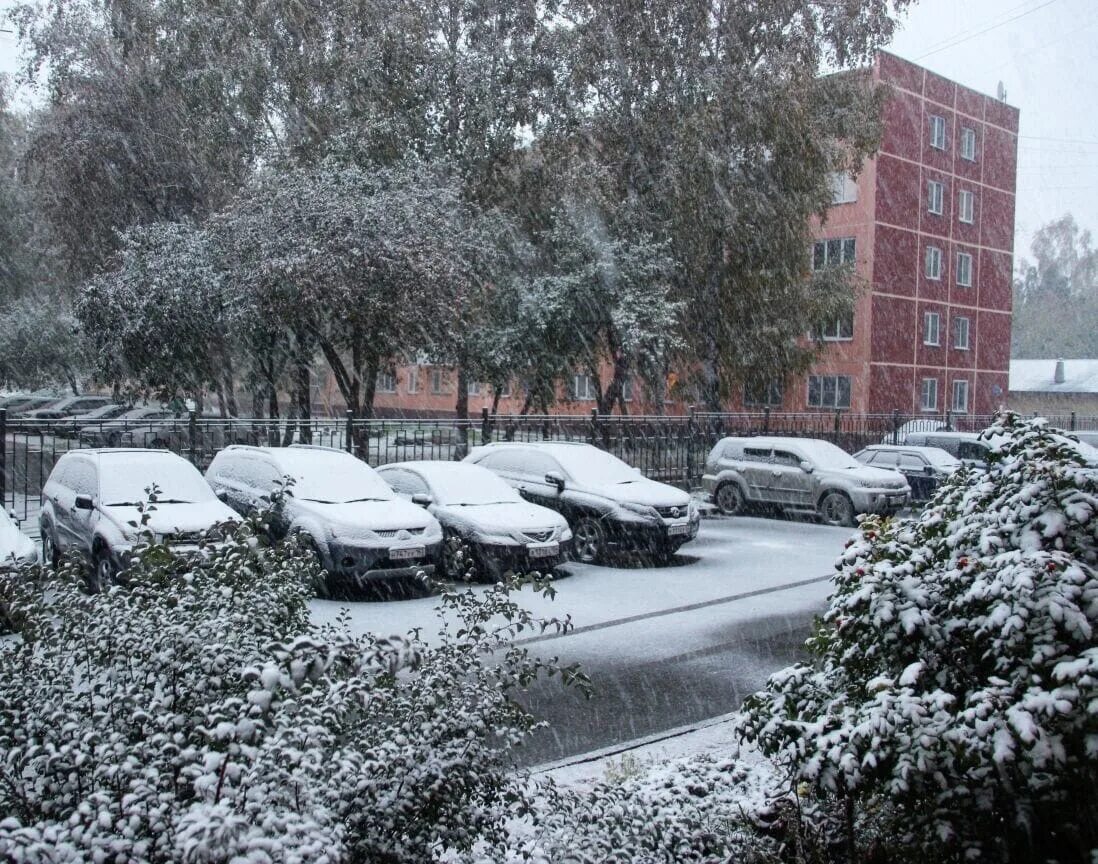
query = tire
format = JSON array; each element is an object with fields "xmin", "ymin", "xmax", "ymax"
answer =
[
  {"xmin": 714, "ymin": 481, "xmax": 746, "ymax": 516},
  {"xmin": 818, "ymin": 491, "xmax": 856, "ymax": 527},
  {"xmin": 571, "ymin": 517, "xmax": 607, "ymax": 564},
  {"xmin": 89, "ymin": 544, "xmax": 115, "ymax": 594},
  {"xmin": 42, "ymin": 526, "xmax": 60, "ymax": 568}
]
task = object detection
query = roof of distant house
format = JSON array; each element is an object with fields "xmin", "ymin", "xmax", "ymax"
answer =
[{"xmin": 1009, "ymin": 359, "xmax": 1098, "ymax": 393}]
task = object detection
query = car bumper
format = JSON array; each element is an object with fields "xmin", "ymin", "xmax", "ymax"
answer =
[
  {"xmin": 851, "ymin": 490, "xmax": 910, "ymax": 514},
  {"xmin": 605, "ymin": 518, "xmax": 700, "ymax": 552},
  {"xmin": 476, "ymin": 539, "xmax": 572, "ymax": 575},
  {"xmin": 325, "ymin": 539, "xmax": 442, "ymax": 583}
]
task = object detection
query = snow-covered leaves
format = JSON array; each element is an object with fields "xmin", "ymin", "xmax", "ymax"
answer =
[{"xmin": 739, "ymin": 413, "xmax": 1098, "ymax": 862}]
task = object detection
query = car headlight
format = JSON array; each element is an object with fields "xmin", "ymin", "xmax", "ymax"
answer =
[
  {"xmin": 560, "ymin": 526, "xmax": 573, "ymax": 542},
  {"xmin": 621, "ymin": 502, "xmax": 660, "ymax": 520},
  {"xmin": 857, "ymin": 479, "xmax": 881, "ymax": 489}
]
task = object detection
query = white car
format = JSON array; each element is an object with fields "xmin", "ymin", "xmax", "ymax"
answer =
[
  {"xmin": 39, "ymin": 449, "xmax": 241, "ymax": 591},
  {"xmin": 0, "ymin": 509, "xmax": 37, "ymax": 570},
  {"xmin": 464, "ymin": 441, "xmax": 699, "ymax": 564},
  {"xmin": 377, "ymin": 461, "xmax": 572, "ymax": 580},
  {"xmin": 205, "ymin": 446, "xmax": 444, "ymax": 592}
]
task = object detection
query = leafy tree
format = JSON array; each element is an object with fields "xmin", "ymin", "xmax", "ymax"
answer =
[
  {"xmin": 740, "ymin": 413, "xmax": 1098, "ymax": 863},
  {"xmin": 1012, "ymin": 214, "xmax": 1098, "ymax": 358},
  {"xmin": 0, "ymin": 296, "xmax": 87, "ymax": 394}
]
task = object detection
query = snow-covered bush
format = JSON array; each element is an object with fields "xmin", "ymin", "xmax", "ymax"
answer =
[
  {"xmin": 739, "ymin": 413, "xmax": 1098, "ymax": 862},
  {"xmin": 0, "ymin": 514, "xmax": 580, "ymax": 862}
]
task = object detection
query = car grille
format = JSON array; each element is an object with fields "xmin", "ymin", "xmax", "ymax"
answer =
[
  {"xmin": 523, "ymin": 530, "xmax": 555, "ymax": 543},
  {"xmin": 374, "ymin": 527, "xmax": 425, "ymax": 538},
  {"xmin": 167, "ymin": 530, "xmax": 215, "ymax": 545},
  {"xmin": 655, "ymin": 505, "xmax": 687, "ymax": 519}
]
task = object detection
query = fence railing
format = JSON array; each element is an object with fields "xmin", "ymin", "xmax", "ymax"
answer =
[{"xmin": 3, "ymin": 407, "xmax": 1095, "ymax": 526}]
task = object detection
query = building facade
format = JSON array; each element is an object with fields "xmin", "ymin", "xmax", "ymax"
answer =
[{"xmin": 314, "ymin": 52, "xmax": 1018, "ymax": 419}]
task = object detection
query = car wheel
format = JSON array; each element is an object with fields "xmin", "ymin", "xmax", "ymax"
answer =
[
  {"xmin": 714, "ymin": 481, "xmax": 746, "ymax": 516},
  {"xmin": 89, "ymin": 545, "xmax": 115, "ymax": 594},
  {"xmin": 818, "ymin": 491, "xmax": 856, "ymax": 527},
  {"xmin": 572, "ymin": 517, "xmax": 606, "ymax": 564},
  {"xmin": 42, "ymin": 526, "xmax": 60, "ymax": 568}
]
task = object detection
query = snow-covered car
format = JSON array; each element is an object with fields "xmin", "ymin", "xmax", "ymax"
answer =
[
  {"xmin": 377, "ymin": 461, "xmax": 572, "ymax": 580},
  {"xmin": 78, "ymin": 406, "xmax": 177, "ymax": 447},
  {"xmin": 702, "ymin": 436, "xmax": 910, "ymax": 526},
  {"xmin": 39, "ymin": 449, "xmax": 241, "ymax": 592},
  {"xmin": 899, "ymin": 430, "xmax": 992, "ymax": 468},
  {"xmin": 205, "ymin": 445, "xmax": 444, "ymax": 591},
  {"xmin": 853, "ymin": 444, "xmax": 960, "ymax": 502},
  {"xmin": 464, "ymin": 441, "xmax": 699, "ymax": 564},
  {"xmin": 53, "ymin": 402, "xmax": 133, "ymax": 436},
  {"xmin": 0, "ymin": 508, "xmax": 38, "ymax": 570}
]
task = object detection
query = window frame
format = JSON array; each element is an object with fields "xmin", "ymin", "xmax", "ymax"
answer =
[
  {"xmin": 953, "ymin": 315, "xmax": 971, "ymax": 350},
  {"xmin": 923, "ymin": 311, "xmax": 941, "ymax": 346},
  {"xmin": 921, "ymin": 377, "xmax": 938, "ymax": 412},
  {"xmin": 927, "ymin": 180, "xmax": 944, "ymax": 215},
  {"xmin": 572, "ymin": 373, "xmax": 597, "ymax": 401},
  {"xmin": 958, "ymin": 189, "xmax": 975, "ymax": 224},
  {"xmin": 925, "ymin": 245, "xmax": 943, "ymax": 280},
  {"xmin": 811, "ymin": 236, "xmax": 856, "ymax": 271},
  {"xmin": 430, "ymin": 369, "xmax": 448, "ymax": 395},
  {"xmin": 956, "ymin": 251, "xmax": 973, "ymax": 287},
  {"xmin": 929, "ymin": 114, "xmax": 946, "ymax": 150},
  {"xmin": 828, "ymin": 172, "xmax": 858, "ymax": 205},
  {"xmin": 406, "ymin": 367, "xmax": 419, "ymax": 394},
  {"xmin": 743, "ymin": 379, "xmax": 784, "ymax": 408},
  {"xmin": 376, "ymin": 369, "xmax": 397, "ymax": 394},
  {"xmin": 818, "ymin": 313, "xmax": 855, "ymax": 342},
  {"xmin": 807, "ymin": 374, "xmax": 852, "ymax": 410},
  {"xmin": 952, "ymin": 379, "xmax": 969, "ymax": 413},
  {"xmin": 960, "ymin": 126, "xmax": 977, "ymax": 161}
]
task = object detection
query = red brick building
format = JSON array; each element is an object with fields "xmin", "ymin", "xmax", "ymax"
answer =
[
  {"xmin": 725, "ymin": 52, "xmax": 1017, "ymax": 417},
  {"xmin": 316, "ymin": 52, "xmax": 1018, "ymax": 419}
]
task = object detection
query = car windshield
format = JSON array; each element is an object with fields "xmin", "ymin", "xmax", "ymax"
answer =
[
  {"xmin": 99, "ymin": 453, "xmax": 218, "ymax": 505},
  {"xmin": 275, "ymin": 451, "xmax": 395, "ymax": 503},
  {"xmin": 550, "ymin": 447, "xmax": 642, "ymax": 485},
  {"xmin": 923, "ymin": 449, "xmax": 961, "ymax": 470},
  {"xmin": 792, "ymin": 440, "xmax": 862, "ymax": 470},
  {"xmin": 422, "ymin": 465, "xmax": 522, "ymax": 506}
]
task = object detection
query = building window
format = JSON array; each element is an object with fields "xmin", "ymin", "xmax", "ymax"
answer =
[
  {"xmin": 812, "ymin": 237, "xmax": 856, "ymax": 270},
  {"xmin": 468, "ymin": 381, "xmax": 482, "ymax": 396},
  {"xmin": 807, "ymin": 375, "xmax": 852, "ymax": 410},
  {"xmin": 621, "ymin": 378, "xmax": 634, "ymax": 402},
  {"xmin": 925, "ymin": 246, "xmax": 943, "ymax": 280},
  {"xmin": 957, "ymin": 252, "xmax": 973, "ymax": 287},
  {"xmin": 921, "ymin": 378, "xmax": 938, "ymax": 412},
  {"xmin": 952, "ymin": 379, "xmax": 969, "ymax": 413},
  {"xmin": 961, "ymin": 127, "xmax": 977, "ymax": 161},
  {"xmin": 953, "ymin": 315, "xmax": 970, "ymax": 350},
  {"xmin": 572, "ymin": 373, "xmax": 597, "ymax": 401},
  {"xmin": 430, "ymin": 369, "xmax": 448, "ymax": 394},
  {"xmin": 406, "ymin": 368, "xmax": 419, "ymax": 394},
  {"xmin": 828, "ymin": 172, "xmax": 858, "ymax": 205},
  {"xmin": 958, "ymin": 189, "xmax": 975, "ymax": 224},
  {"xmin": 923, "ymin": 311, "xmax": 941, "ymax": 346},
  {"xmin": 817, "ymin": 313, "xmax": 854, "ymax": 341},
  {"xmin": 744, "ymin": 379, "xmax": 784, "ymax": 408},
  {"xmin": 927, "ymin": 180, "xmax": 944, "ymax": 215},
  {"xmin": 376, "ymin": 369, "xmax": 397, "ymax": 393},
  {"xmin": 929, "ymin": 114, "xmax": 946, "ymax": 150}
]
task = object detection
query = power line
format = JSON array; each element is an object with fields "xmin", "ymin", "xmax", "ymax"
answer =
[
  {"xmin": 1020, "ymin": 134, "xmax": 1098, "ymax": 146},
  {"xmin": 915, "ymin": 0, "xmax": 1062, "ymax": 60}
]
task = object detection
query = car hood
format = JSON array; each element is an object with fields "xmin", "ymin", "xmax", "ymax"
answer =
[
  {"xmin": 588, "ymin": 478, "xmax": 691, "ymax": 507},
  {"xmin": 103, "ymin": 500, "xmax": 241, "ymax": 536},
  {"xmin": 0, "ymin": 520, "xmax": 37, "ymax": 562},
  {"xmin": 294, "ymin": 497, "xmax": 438, "ymax": 533},
  {"xmin": 435, "ymin": 501, "xmax": 569, "ymax": 535},
  {"xmin": 820, "ymin": 465, "xmax": 908, "ymax": 487}
]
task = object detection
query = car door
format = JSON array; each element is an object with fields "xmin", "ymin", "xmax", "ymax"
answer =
[
  {"xmin": 896, "ymin": 452, "xmax": 934, "ymax": 500},
  {"xmin": 65, "ymin": 457, "xmax": 99, "ymax": 555},
  {"xmin": 770, "ymin": 448, "xmax": 815, "ymax": 507},
  {"xmin": 512, "ymin": 451, "xmax": 566, "ymax": 511},
  {"xmin": 739, "ymin": 446, "xmax": 774, "ymax": 502}
]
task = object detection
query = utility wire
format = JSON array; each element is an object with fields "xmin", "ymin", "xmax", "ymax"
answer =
[{"xmin": 915, "ymin": 0, "xmax": 1062, "ymax": 60}]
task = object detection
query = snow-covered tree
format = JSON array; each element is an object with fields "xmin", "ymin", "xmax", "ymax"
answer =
[
  {"xmin": 0, "ymin": 296, "xmax": 87, "ymax": 395},
  {"xmin": 739, "ymin": 413, "xmax": 1098, "ymax": 862}
]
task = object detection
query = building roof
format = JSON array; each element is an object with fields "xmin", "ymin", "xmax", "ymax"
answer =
[{"xmin": 1009, "ymin": 359, "xmax": 1098, "ymax": 394}]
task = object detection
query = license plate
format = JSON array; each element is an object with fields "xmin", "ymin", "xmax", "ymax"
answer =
[
  {"xmin": 667, "ymin": 523, "xmax": 690, "ymax": 536},
  {"xmin": 528, "ymin": 542, "xmax": 559, "ymax": 558},
  {"xmin": 390, "ymin": 546, "xmax": 425, "ymax": 561}
]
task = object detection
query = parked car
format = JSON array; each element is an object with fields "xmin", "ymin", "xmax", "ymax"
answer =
[
  {"xmin": 377, "ymin": 461, "xmax": 572, "ymax": 580},
  {"xmin": 4, "ymin": 396, "xmax": 65, "ymax": 417},
  {"xmin": 205, "ymin": 445, "xmax": 444, "ymax": 591},
  {"xmin": 54, "ymin": 402, "xmax": 133, "ymax": 437},
  {"xmin": 39, "ymin": 449, "xmax": 241, "ymax": 592},
  {"xmin": 118, "ymin": 416, "xmax": 257, "ymax": 452},
  {"xmin": 702, "ymin": 436, "xmax": 910, "ymax": 526},
  {"xmin": 463, "ymin": 441, "xmax": 699, "ymax": 564},
  {"xmin": 0, "ymin": 508, "xmax": 37, "ymax": 570},
  {"xmin": 853, "ymin": 444, "xmax": 960, "ymax": 502},
  {"xmin": 16, "ymin": 397, "xmax": 116, "ymax": 432},
  {"xmin": 899, "ymin": 430, "xmax": 992, "ymax": 468},
  {"xmin": 78, "ymin": 407, "xmax": 178, "ymax": 447}
]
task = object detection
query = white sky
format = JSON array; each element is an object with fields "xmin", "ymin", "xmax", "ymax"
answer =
[{"xmin": 1, "ymin": 0, "xmax": 1095, "ymax": 258}]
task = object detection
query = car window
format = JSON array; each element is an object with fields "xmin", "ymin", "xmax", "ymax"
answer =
[
  {"xmin": 772, "ymin": 450, "xmax": 800, "ymax": 467},
  {"xmin": 479, "ymin": 449, "xmax": 530, "ymax": 474},
  {"xmin": 67, "ymin": 459, "xmax": 98, "ymax": 497},
  {"xmin": 898, "ymin": 454, "xmax": 927, "ymax": 471},
  {"xmin": 871, "ymin": 451, "xmax": 899, "ymax": 467},
  {"xmin": 382, "ymin": 468, "xmax": 428, "ymax": 496},
  {"xmin": 958, "ymin": 442, "xmax": 989, "ymax": 462},
  {"xmin": 214, "ymin": 454, "xmax": 279, "ymax": 490},
  {"xmin": 48, "ymin": 459, "xmax": 72, "ymax": 489},
  {"xmin": 743, "ymin": 447, "xmax": 771, "ymax": 462},
  {"xmin": 515, "ymin": 450, "xmax": 561, "ymax": 478}
]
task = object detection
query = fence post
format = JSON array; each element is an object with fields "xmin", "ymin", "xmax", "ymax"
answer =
[
  {"xmin": 686, "ymin": 407, "xmax": 696, "ymax": 489},
  {"xmin": 945, "ymin": 410, "xmax": 953, "ymax": 431},
  {"xmin": 833, "ymin": 409, "xmax": 842, "ymax": 433},
  {"xmin": 481, "ymin": 407, "xmax": 490, "ymax": 445},
  {"xmin": 1071, "ymin": 411, "xmax": 1077, "ymax": 432},
  {"xmin": 345, "ymin": 409, "xmax": 354, "ymax": 455},
  {"xmin": 892, "ymin": 408, "xmax": 901, "ymax": 445},
  {"xmin": 763, "ymin": 407, "xmax": 770, "ymax": 435},
  {"xmin": 188, "ymin": 410, "xmax": 197, "ymax": 465},
  {"xmin": 0, "ymin": 409, "xmax": 6, "ymax": 508},
  {"xmin": 589, "ymin": 408, "xmax": 599, "ymax": 446}
]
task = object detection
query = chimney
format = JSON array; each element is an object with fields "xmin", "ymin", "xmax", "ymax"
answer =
[{"xmin": 1054, "ymin": 359, "xmax": 1066, "ymax": 385}]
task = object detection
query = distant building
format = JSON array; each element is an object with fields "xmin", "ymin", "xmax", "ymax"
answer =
[
  {"xmin": 725, "ymin": 52, "xmax": 1018, "ymax": 417},
  {"xmin": 1008, "ymin": 359, "xmax": 1098, "ymax": 416}
]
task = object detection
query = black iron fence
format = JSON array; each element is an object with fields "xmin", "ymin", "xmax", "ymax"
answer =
[{"xmin": 3, "ymin": 406, "xmax": 1096, "ymax": 526}]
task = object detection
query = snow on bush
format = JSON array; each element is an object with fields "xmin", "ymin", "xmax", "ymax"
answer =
[
  {"xmin": 739, "ymin": 413, "xmax": 1098, "ymax": 862},
  {"xmin": 0, "ymin": 512, "xmax": 581, "ymax": 863}
]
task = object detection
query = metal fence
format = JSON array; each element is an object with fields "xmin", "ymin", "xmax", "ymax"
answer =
[{"xmin": 3, "ymin": 406, "xmax": 1096, "ymax": 526}]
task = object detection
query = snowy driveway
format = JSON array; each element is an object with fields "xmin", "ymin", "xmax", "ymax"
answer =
[{"xmin": 312, "ymin": 515, "xmax": 852, "ymax": 765}]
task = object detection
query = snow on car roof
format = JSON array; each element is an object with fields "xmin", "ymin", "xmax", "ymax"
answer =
[
  {"xmin": 244, "ymin": 445, "xmax": 396, "ymax": 501},
  {"xmin": 384, "ymin": 460, "xmax": 522, "ymax": 505}
]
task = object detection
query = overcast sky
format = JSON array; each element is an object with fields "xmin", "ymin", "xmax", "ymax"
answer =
[{"xmin": 2, "ymin": 0, "xmax": 1095, "ymax": 257}]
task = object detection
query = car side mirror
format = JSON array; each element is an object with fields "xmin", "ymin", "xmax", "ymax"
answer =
[
  {"xmin": 74, "ymin": 495, "xmax": 94, "ymax": 511},
  {"xmin": 799, "ymin": 461, "xmax": 814, "ymax": 474},
  {"xmin": 215, "ymin": 488, "xmax": 229, "ymax": 502},
  {"xmin": 411, "ymin": 493, "xmax": 433, "ymax": 507},
  {"xmin": 545, "ymin": 471, "xmax": 565, "ymax": 492},
  {"xmin": 924, "ymin": 466, "xmax": 936, "ymax": 476},
  {"xmin": 8, "ymin": 508, "xmax": 18, "ymax": 524}
]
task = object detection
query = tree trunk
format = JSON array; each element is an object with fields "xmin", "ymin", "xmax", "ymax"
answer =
[
  {"xmin": 455, "ymin": 365, "xmax": 469, "ymax": 443},
  {"xmin": 295, "ymin": 358, "xmax": 311, "ymax": 444}
]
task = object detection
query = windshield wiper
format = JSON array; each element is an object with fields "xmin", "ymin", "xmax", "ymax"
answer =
[
  {"xmin": 342, "ymin": 497, "xmax": 389, "ymax": 503},
  {"xmin": 157, "ymin": 499, "xmax": 193, "ymax": 504},
  {"xmin": 106, "ymin": 501, "xmax": 141, "ymax": 507}
]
